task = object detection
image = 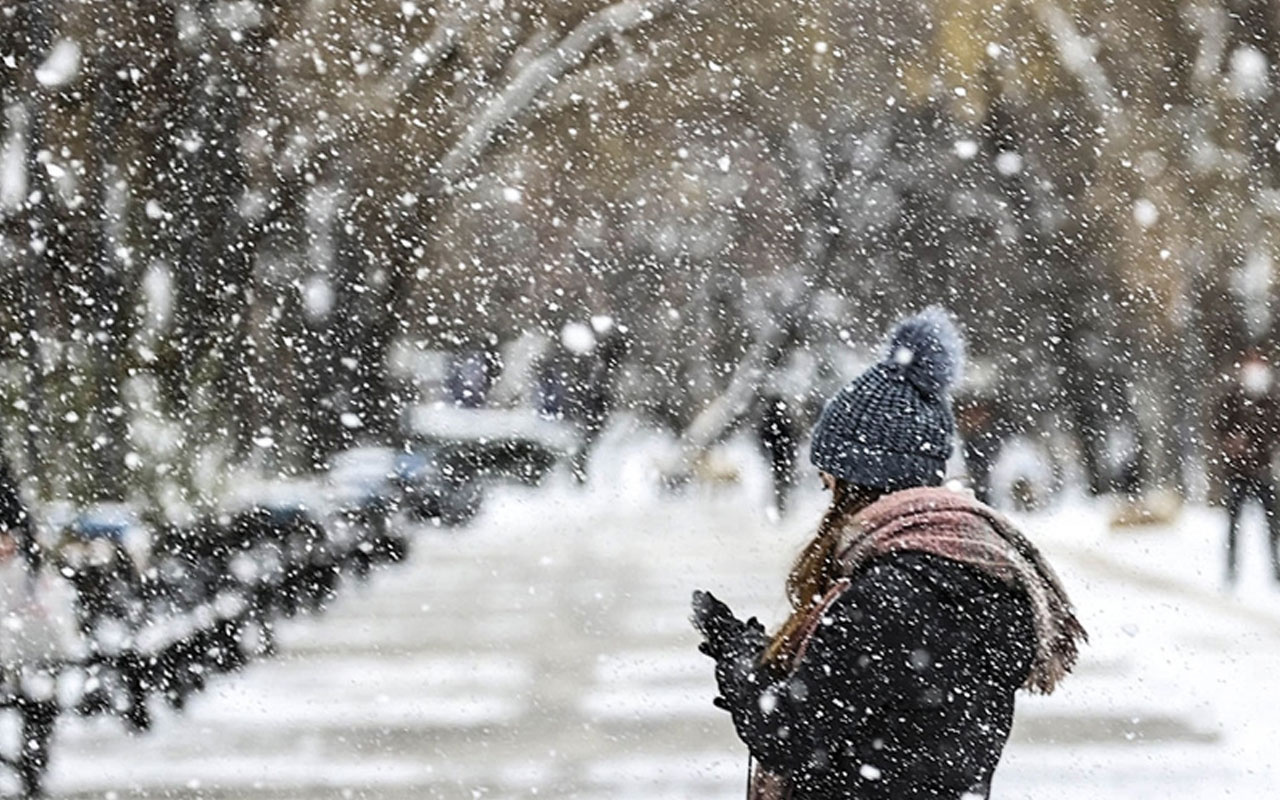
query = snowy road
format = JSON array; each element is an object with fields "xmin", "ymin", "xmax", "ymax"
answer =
[{"xmin": 32, "ymin": 464, "xmax": 1280, "ymax": 799}]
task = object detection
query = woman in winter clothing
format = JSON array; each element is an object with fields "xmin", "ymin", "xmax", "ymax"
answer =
[
  {"xmin": 1213, "ymin": 350, "xmax": 1280, "ymax": 584},
  {"xmin": 692, "ymin": 309, "xmax": 1085, "ymax": 800}
]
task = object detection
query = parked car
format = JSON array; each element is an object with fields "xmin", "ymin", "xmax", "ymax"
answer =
[{"xmin": 399, "ymin": 404, "xmax": 580, "ymax": 526}]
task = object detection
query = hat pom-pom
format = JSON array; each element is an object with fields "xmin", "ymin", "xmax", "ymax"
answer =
[{"xmin": 884, "ymin": 306, "xmax": 965, "ymax": 397}]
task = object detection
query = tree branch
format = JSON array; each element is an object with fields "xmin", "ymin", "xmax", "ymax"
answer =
[
  {"xmin": 375, "ymin": 1, "xmax": 485, "ymax": 103},
  {"xmin": 542, "ymin": 36, "xmax": 678, "ymax": 112},
  {"xmin": 1025, "ymin": 0, "xmax": 1129, "ymax": 139},
  {"xmin": 665, "ymin": 126, "xmax": 837, "ymax": 478},
  {"xmin": 434, "ymin": 0, "xmax": 690, "ymax": 186},
  {"xmin": 1181, "ymin": 2, "xmax": 1228, "ymax": 91}
]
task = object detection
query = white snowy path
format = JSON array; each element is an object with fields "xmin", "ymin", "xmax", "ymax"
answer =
[{"xmin": 35, "ymin": 467, "xmax": 1280, "ymax": 798}]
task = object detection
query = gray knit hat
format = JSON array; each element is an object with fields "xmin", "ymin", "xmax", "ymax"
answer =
[{"xmin": 810, "ymin": 307, "xmax": 965, "ymax": 490}]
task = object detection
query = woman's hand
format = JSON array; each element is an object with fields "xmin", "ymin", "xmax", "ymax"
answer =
[
  {"xmin": 691, "ymin": 590, "xmax": 767, "ymax": 658},
  {"xmin": 691, "ymin": 590, "xmax": 771, "ymax": 710}
]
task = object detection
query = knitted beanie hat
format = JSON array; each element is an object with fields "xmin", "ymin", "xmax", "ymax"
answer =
[{"xmin": 810, "ymin": 307, "xmax": 965, "ymax": 490}]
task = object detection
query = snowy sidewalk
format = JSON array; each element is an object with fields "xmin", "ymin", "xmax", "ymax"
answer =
[
  {"xmin": 999, "ymin": 500, "xmax": 1280, "ymax": 798},
  {"xmin": 30, "ymin": 477, "xmax": 1280, "ymax": 799}
]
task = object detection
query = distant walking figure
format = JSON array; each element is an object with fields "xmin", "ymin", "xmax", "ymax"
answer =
[
  {"xmin": 955, "ymin": 389, "xmax": 1004, "ymax": 505},
  {"xmin": 756, "ymin": 394, "xmax": 800, "ymax": 518},
  {"xmin": 692, "ymin": 309, "xmax": 1085, "ymax": 800},
  {"xmin": 0, "ymin": 435, "xmax": 36, "ymax": 572},
  {"xmin": 1214, "ymin": 350, "xmax": 1280, "ymax": 584}
]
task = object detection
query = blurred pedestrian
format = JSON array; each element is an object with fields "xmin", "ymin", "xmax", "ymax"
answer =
[
  {"xmin": 446, "ymin": 347, "xmax": 500, "ymax": 408},
  {"xmin": 692, "ymin": 308, "xmax": 1085, "ymax": 800},
  {"xmin": 538, "ymin": 317, "xmax": 627, "ymax": 482},
  {"xmin": 1, "ymin": 474, "xmax": 71, "ymax": 800},
  {"xmin": 0, "ymin": 436, "xmax": 36, "ymax": 573},
  {"xmin": 574, "ymin": 317, "xmax": 627, "ymax": 481},
  {"xmin": 755, "ymin": 394, "xmax": 799, "ymax": 519},
  {"xmin": 1213, "ymin": 350, "xmax": 1280, "ymax": 585},
  {"xmin": 955, "ymin": 387, "xmax": 1004, "ymax": 505}
]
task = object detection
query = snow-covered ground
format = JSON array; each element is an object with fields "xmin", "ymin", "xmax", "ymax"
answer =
[{"xmin": 23, "ymin": 427, "xmax": 1280, "ymax": 798}]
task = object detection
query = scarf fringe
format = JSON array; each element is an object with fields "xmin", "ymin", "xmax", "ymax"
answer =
[{"xmin": 834, "ymin": 487, "xmax": 1087, "ymax": 694}]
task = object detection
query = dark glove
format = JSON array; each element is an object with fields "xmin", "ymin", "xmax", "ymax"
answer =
[
  {"xmin": 690, "ymin": 590, "xmax": 768, "ymax": 660},
  {"xmin": 691, "ymin": 590, "xmax": 771, "ymax": 711}
]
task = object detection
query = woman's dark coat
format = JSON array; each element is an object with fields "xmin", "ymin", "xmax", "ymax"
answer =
[{"xmin": 722, "ymin": 551, "xmax": 1036, "ymax": 800}]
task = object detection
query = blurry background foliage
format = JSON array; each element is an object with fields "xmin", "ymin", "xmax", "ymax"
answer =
[{"xmin": 1, "ymin": 0, "xmax": 1279, "ymax": 506}]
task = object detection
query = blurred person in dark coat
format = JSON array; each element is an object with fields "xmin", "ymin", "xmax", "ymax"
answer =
[
  {"xmin": 955, "ymin": 389, "xmax": 1004, "ymax": 506},
  {"xmin": 756, "ymin": 394, "xmax": 799, "ymax": 519},
  {"xmin": 1214, "ymin": 350, "xmax": 1280, "ymax": 584},
  {"xmin": 0, "ymin": 435, "xmax": 36, "ymax": 573},
  {"xmin": 446, "ymin": 347, "xmax": 500, "ymax": 408},
  {"xmin": 538, "ymin": 318, "xmax": 627, "ymax": 482}
]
